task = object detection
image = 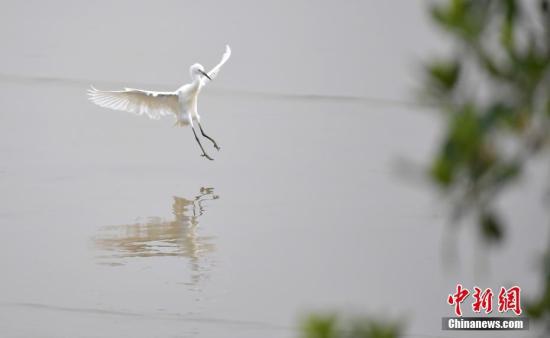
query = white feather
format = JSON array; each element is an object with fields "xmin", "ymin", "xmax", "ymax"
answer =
[
  {"xmin": 87, "ymin": 86, "xmax": 180, "ymax": 120},
  {"xmin": 202, "ymin": 45, "xmax": 231, "ymax": 86}
]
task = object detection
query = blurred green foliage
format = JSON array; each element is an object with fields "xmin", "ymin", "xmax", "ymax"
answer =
[
  {"xmin": 299, "ymin": 314, "xmax": 402, "ymax": 338},
  {"xmin": 425, "ymin": 0, "xmax": 550, "ymax": 324},
  {"xmin": 299, "ymin": 1, "xmax": 550, "ymax": 336},
  {"xmin": 426, "ymin": 0, "xmax": 550, "ymax": 213}
]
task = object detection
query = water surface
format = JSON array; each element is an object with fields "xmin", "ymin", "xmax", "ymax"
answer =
[{"xmin": 0, "ymin": 1, "xmax": 547, "ymax": 337}]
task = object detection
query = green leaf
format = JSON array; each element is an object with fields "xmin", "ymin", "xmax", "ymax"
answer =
[
  {"xmin": 430, "ymin": 155, "xmax": 454, "ymax": 187},
  {"xmin": 481, "ymin": 104, "xmax": 516, "ymax": 131},
  {"xmin": 427, "ymin": 61, "xmax": 461, "ymax": 91},
  {"xmin": 300, "ymin": 314, "xmax": 338, "ymax": 338},
  {"xmin": 430, "ymin": 0, "xmax": 490, "ymax": 39},
  {"xmin": 500, "ymin": 0, "xmax": 517, "ymax": 50},
  {"xmin": 480, "ymin": 211, "xmax": 504, "ymax": 243},
  {"xmin": 449, "ymin": 105, "xmax": 482, "ymax": 160}
]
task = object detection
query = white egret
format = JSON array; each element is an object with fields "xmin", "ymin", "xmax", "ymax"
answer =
[{"xmin": 88, "ymin": 45, "xmax": 231, "ymax": 160}]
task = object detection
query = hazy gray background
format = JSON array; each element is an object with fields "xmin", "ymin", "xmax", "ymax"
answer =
[{"xmin": 0, "ymin": 1, "xmax": 547, "ymax": 337}]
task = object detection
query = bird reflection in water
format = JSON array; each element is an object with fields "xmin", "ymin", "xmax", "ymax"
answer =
[{"xmin": 95, "ymin": 187, "xmax": 219, "ymax": 285}]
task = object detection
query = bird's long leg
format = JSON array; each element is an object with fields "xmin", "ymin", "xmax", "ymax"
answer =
[
  {"xmin": 192, "ymin": 127, "xmax": 213, "ymax": 160},
  {"xmin": 198, "ymin": 122, "xmax": 220, "ymax": 151}
]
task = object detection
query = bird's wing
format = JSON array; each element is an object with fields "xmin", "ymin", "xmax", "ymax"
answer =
[
  {"xmin": 202, "ymin": 45, "xmax": 231, "ymax": 85},
  {"xmin": 87, "ymin": 86, "xmax": 180, "ymax": 120}
]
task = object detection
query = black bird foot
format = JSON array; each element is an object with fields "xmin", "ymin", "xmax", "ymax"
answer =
[{"xmin": 201, "ymin": 153, "xmax": 214, "ymax": 161}]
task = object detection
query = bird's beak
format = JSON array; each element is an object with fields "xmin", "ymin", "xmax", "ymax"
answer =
[{"xmin": 199, "ymin": 70, "xmax": 212, "ymax": 81}]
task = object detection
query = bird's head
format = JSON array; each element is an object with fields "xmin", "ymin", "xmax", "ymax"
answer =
[{"xmin": 190, "ymin": 63, "xmax": 211, "ymax": 81}]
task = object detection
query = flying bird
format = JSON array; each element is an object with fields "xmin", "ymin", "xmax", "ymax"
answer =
[{"xmin": 88, "ymin": 45, "xmax": 231, "ymax": 160}]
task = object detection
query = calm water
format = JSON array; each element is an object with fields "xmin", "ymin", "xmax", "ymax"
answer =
[{"xmin": 0, "ymin": 1, "xmax": 547, "ymax": 337}]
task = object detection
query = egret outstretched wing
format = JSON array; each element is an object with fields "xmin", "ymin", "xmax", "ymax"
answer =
[
  {"xmin": 202, "ymin": 45, "xmax": 231, "ymax": 85},
  {"xmin": 87, "ymin": 86, "xmax": 180, "ymax": 120}
]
